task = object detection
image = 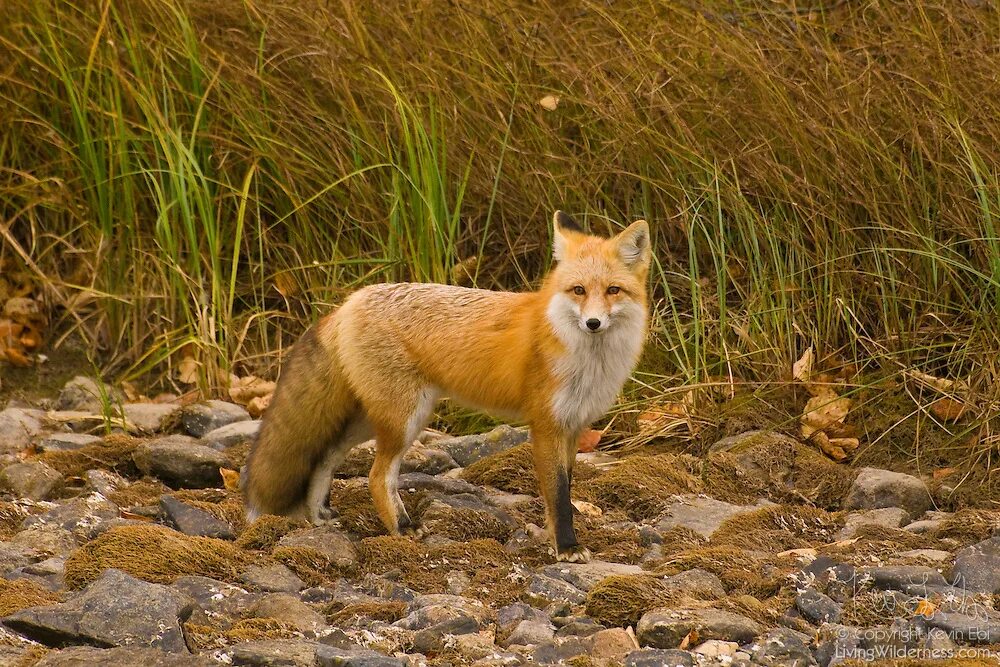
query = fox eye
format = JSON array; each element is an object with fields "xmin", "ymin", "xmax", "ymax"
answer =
[
  {"xmin": 572, "ymin": 286, "xmax": 585, "ymax": 296},
  {"xmin": 607, "ymin": 286, "xmax": 621, "ymax": 295}
]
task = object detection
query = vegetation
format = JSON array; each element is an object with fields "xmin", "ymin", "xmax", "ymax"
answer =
[{"xmin": 2, "ymin": 1, "xmax": 999, "ymax": 469}]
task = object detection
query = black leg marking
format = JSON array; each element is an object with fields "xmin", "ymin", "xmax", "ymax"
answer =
[{"xmin": 554, "ymin": 466, "xmax": 578, "ymax": 551}]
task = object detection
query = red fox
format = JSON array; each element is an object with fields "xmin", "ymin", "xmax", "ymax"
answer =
[{"xmin": 243, "ymin": 211, "xmax": 650, "ymax": 562}]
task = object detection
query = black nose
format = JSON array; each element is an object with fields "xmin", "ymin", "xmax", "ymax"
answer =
[{"xmin": 586, "ymin": 318, "xmax": 601, "ymax": 330}]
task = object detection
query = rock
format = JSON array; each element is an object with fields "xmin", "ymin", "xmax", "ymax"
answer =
[
  {"xmin": 523, "ymin": 573, "xmax": 586, "ymax": 606},
  {"xmin": 121, "ymin": 403, "xmax": 180, "ymax": 434},
  {"xmin": 201, "ymin": 420, "xmax": 260, "ymax": 450},
  {"xmin": 418, "ymin": 494, "xmax": 517, "ymax": 541},
  {"xmin": 899, "ymin": 548, "xmax": 951, "ymax": 562},
  {"xmin": 277, "ymin": 526, "xmax": 357, "ymax": 569},
  {"xmin": 815, "ymin": 624, "xmax": 863, "ymax": 666},
  {"xmin": 398, "ymin": 594, "xmax": 489, "ymax": 629},
  {"xmin": 22, "ymin": 493, "xmax": 120, "ymax": 540},
  {"xmin": 655, "ymin": 495, "xmax": 772, "ymax": 539},
  {"xmin": 0, "ymin": 407, "xmax": 45, "ymax": 455},
  {"xmin": 435, "ymin": 425, "xmax": 530, "ymax": 467},
  {"xmin": 860, "ymin": 565, "xmax": 947, "ymax": 591},
  {"xmin": 171, "ymin": 576, "xmax": 259, "ymax": 627},
  {"xmin": 32, "ymin": 645, "xmax": 215, "ymax": 666},
  {"xmin": 589, "ymin": 628, "xmax": 639, "ymax": 661},
  {"xmin": 660, "ymin": 568, "xmax": 726, "ymax": 600},
  {"xmin": 132, "ymin": 435, "xmax": 227, "ymax": 488},
  {"xmin": 56, "ymin": 376, "xmax": 122, "ymax": 412},
  {"xmin": 843, "ymin": 468, "xmax": 932, "ymax": 517},
  {"xmin": 924, "ymin": 626, "xmax": 956, "ymax": 653},
  {"xmin": 497, "ymin": 603, "xmax": 548, "ymax": 632},
  {"xmin": 531, "ymin": 637, "xmax": 589, "ymax": 665},
  {"xmin": 692, "ymin": 640, "xmax": 738, "ymax": 659},
  {"xmin": 8, "ymin": 556, "xmax": 65, "ymax": 590},
  {"xmin": 34, "ymin": 432, "xmax": 101, "ymax": 453},
  {"xmin": 159, "ymin": 495, "xmax": 234, "ymax": 539},
  {"xmin": 180, "ymin": 400, "xmax": 251, "ymax": 438},
  {"xmin": 924, "ymin": 611, "xmax": 1000, "ymax": 645},
  {"xmin": 229, "ymin": 639, "xmax": 321, "ymax": 666},
  {"xmin": 504, "ymin": 619, "xmax": 555, "ymax": 647},
  {"xmin": 625, "ymin": 648, "xmax": 695, "ymax": 667},
  {"xmin": 9, "ymin": 525, "xmax": 78, "ymax": 558},
  {"xmin": 904, "ymin": 519, "xmax": 943, "ymax": 534},
  {"xmin": 340, "ymin": 441, "xmax": 457, "ymax": 477},
  {"xmin": 795, "ymin": 589, "xmax": 842, "ymax": 624},
  {"xmin": 240, "ymin": 563, "xmax": 305, "ymax": 593},
  {"xmin": 2, "ymin": 568, "xmax": 193, "ymax": 651},
  {"xmin": 0, "ymin": 461, "xmax": 63, "ymax": 500},
  {"xmin": 708, "ymin": 430, "xmax": 801, "ymax": 455},
  {"xmin": 84, "ymin": 470, "xmax": 126, "ymax": 496},
  {"xmin": 0, "ymin": 541, "xmax": 38, "ymax": 575},
  {"xmin": 449, "ymin": 630, "xmax": 503, "ymax": 663},
  {"xmin": 316, "ymin": 645, "xmax": 405, "ymax": 667},
  {"xmin": 251, "ymin": 593, "xmax": 327, "ymax": 633},
  {"xmin": 752, "ymin": 627, "xmax": 816, "ymax": 665},
  {"xmin": 555, "ymin": 619, "xmax": 605, "ymax": 638},
  {"xmin": 636, "ymin": 607, "xmax": 762, "ymax": 648},
  {"xmin": 396, "ymin": 472, "xmax": 484, "ymax": 496},
  {"xmin": 951, "ymin": 536, "xmax": 1000, "ymax": 593},
  {"xmin": 541, "ymin": 560, "xmax": 644, "ymax": 592},
  {"xmin": 836, "ymin": 507, "xmax": 910, "ymax": 540},
  {"xmin": 410, "ymin": 615, "xmax": 480, "ymax": 653}
]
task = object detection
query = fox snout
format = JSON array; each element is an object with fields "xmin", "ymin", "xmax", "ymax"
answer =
[{"xmin": 582, "ymin": 316, "xmax": 606, "ymax": 332}]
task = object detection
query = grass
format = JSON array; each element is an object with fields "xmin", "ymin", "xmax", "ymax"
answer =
[{"xmin": 2, "ymin": 0, "xmax": 1000, "ymax": 470}]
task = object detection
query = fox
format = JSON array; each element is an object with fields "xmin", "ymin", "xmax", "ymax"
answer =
[{"xmin": 243, "ymin": 211, "xmax": 651, "ymax": 562}]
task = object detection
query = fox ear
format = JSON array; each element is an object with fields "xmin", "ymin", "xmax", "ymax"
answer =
[
  {"xmin": 552, "ymin": 210, "xmax": 583, "ymax": 261},
  {"xmin": 615, "ymin": 220, "xmax": 650, "ymax": 269}
]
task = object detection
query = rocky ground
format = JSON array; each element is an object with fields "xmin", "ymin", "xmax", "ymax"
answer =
[{"xmin": 0, "ymin": 377, "xmax": 999, "ymax": 666}]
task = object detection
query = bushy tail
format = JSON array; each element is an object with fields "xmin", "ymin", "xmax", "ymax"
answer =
[{"xmin": 243, "ymin": 317, "xmax": 356, "ymax": 519}]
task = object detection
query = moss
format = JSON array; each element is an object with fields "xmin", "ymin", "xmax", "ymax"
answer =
[
  {"xmin": 0, "ymin": 579, "xmax": 61, "ymax": 616},
  {"xmin": 585, "ymin": 575, "xmax": 685, "ymax": 627},
  {"xmin": 39, "ymin": 434, "xmax": 140, "ymax": 478},
  {"xmin": 184, "ymin": 617, "xmax": 302, "ymax": 651},
  {"xmin": 824, "ymin": 524, "xmax": 945, "ymax": 565},
  {"xmin": 64, "ymin": 524, "xmax": 250, "ymax": 588},
  {"xmin": 107, "ymin": 477, "xmax": 169, "ymax": 508},
  {"xmin": 172, "ymin": 490, "xmax": 247, "ymax": 533},
  {"xmin": 237, "ymin": 515, "xmax": 309, "ymax": 551},
  {"xmin": 325, "ymin": 600, "xmax": 407, "ymax": 625},
  {"xmin": 576, "ymin": 453, "xmax": 702, "ymax": 521},
  {"xmin": 654, "ymin": 546, "xmax": 789, "ymax": 598},
  {"xmin": 930, "ymin": 509, "xmax": 999, "ymax": 547},
  {"xmin": 329, "ymin": 484, "xmax": 429, "ymax": 537},
  {"xmin": 0, "ymin": 501, "xmax": 28, "ymax": 540},
  {"xmin": 272, "ymin": 546, "xmax": 349, "ymax": 586},
  {"xmin": 461, "ymin": 443, "xmax": 599, "ymax": 496},
  {"xmin": 711, "ymin": 504, "xmax": 843, "ymax": 553}
]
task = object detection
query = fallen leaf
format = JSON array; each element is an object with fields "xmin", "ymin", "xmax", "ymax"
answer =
[
  {"xmin": 247, "ymin": 394, "xmax": 272, "ymax": 418},
  {"xmin": 577, "ymin": 429, "xmax": 601, "ymax": 453},
  {"xmin": 932, "ymin": 467, "xmax": 957, "ymax": 480},
  {"xmin": 571, "ymin": 500, "xmax": 602, "ymax": 517},
  {"xmin": 930, "ymin": 397, "xmax": 968, "ymax": 422},
  {"xmin": 229, "ymin": 376, "xmax": 276, "ymax": 405},
  {"xmin": 220, "ymin": 468, "xmax": 241, "ymax": 491},
  {"xmin": 914, "ymin": 599, "xmax": 936, "ymax": 618},
  {"xmin": 678, "ymin": 629, "xmax": 698, "ymax": 650},
  {"xmin": 177, "ymin": 357, "xmax": 199, "ymax": 384},
  {"xmin": 793, "ymin": 346, "xmax": 814, "ymax": 381},
  {"xmin": 539, "ymin": 94, "xmax": 560, "ymax": 111},
  {"xmin": 810, "ymin": 431, "xmax": 848, "ymax": 462},
  {"xmin": 801, "ymin": 389, "xmax": 852, "ymax": 442}
]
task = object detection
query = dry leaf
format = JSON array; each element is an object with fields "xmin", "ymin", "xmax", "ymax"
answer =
[
  {"xmin": 932, "ymin": 467, "xmax": 957, "ymax": 480},
  {"xmin": 793, "ymin": 346, "xmax": 814, "ymax": 381},
  {"xmin": 229, "ymin": 376, "xmax": 276, "ymax": 405},
  {"xmin": 177, "ymin": 357, "xmax": 199, "ymax": 384},
  {"xmin": 539, "ymin": 94, "xmax": 560, "ymax": 111},
  {"xmin": 914, "ymin": 599, "xmax": 936, "ymax": 618},
  {"xmin": 273, "ymin": 272, "xmax": 299, "ymax": 298},
  {"xmin": 119, "ymin": 509, "xmax": 155, "ymax": 522},
  {"xmin": 571, "ymin": 500, "xmax": 602, "ymax": 517},
  {"xmin": 801, "ymin": 389, "xmax": 852, "ymax": 440},
  {"xmin": 220, "ymin": 467, "xmax": 241, "ymax": 491},
  {"xmin": 678, "ymin": 629, "xmax": 699, "ymax": 650},
  {"xmin": 810, "ymin": 431, "xmax": 848, "ymax": 462},
  {"xmin": 930, "ymin": 397, "xmax": 968, "ymax": 422},
  {"xmin": 577, "ymin": 429, "xmax": 601, "ymax": 453},
  {"xmin": 247, "ymin": 394, "xmax": 272, "ymax": 418}
]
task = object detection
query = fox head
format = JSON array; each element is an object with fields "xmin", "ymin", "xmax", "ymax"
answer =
[{"xmin": 545, "ymin": 210, "xmax": 650, "ymax": 337}]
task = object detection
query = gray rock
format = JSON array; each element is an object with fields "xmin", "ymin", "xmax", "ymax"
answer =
[
  {"xmin": 589, "ymin": 627, "xmax": 641, "ymax": 662},
  {"xmin": 0, "ymin": 407, "xmax": 45, "ymax": 455},
  {"xmin": 708, "ymin": 429, "xmax": 801, "ymax": 455},
  {"xmin": 904, "ymin": 519, "xmax": 943, "ymax": 534},
  {"xmin": 497, "ymin": 602, "xmax": 549, "ymax": 632},
  {"xmin": 240, "ymin": 563, "xmax": 305, "ymax": 593},
  {"xmin": 861, "ymin": 565, "xmax": 947, "ymax": 591},
  {"xmin": 180, "ymin": 400, "xmax": 251, "ymax": 437},
  {"xmin": 504, "ymin": 619, "xmax": 555, "ymax": 647},
  {"xmin": 410, "ymin": 615, "xmax": 480, "ymax": 652},
  {"xmin": 34, "ymin": 433, "xmax": 101, "ymax": 453},
  {"xmin": 396, "ymin": 472, "xmax": 484, "ymax": 496},
  {"xmin": 229, "ymin": 639, "xmax": 321, "ymax": 666},
  {"xmin": 531, "ymin": 637, "xmax": 589, "ymax": 665},
  {"xmin": 836, "ymin": 507, "xmax": 910, "ymax": 540},
  {"xmin": 22, "ymin": 493, "xmax": 120, "ymax": 539},
  {"xmin": 0, "ymin": 540, "xmax": 37, "ymax": 575},
  {"xmin": 2, "ymin": 568, "xmax": 193, "ymax": 651},
  {"xmin": 523, "ymin": 573, "xmax": 587, "ymax": 606},
  {"xmin": 555, "ymin": 619, "xmax": 605, "ymax": 638},
  {"xmin": 625, "ymin": 648, "xmax": 695, "ymax": 667},
  {"xmin": 815, "ymin": 624, "xmax": 863, "ymax": 666},
  {"xmin": 655, "ymin": 495, "xmax": 773, "ymax": 539},
  {"xmin": 418, "ymin": 494, "xmax": 517, "ymax": 540},
  {"xmin": 159, "ymin": 495, "xmax": 234, "ymax": 539},
  {"xmin": 435, "ymin": 425, "xmax": 530, "ymax": 467},
  {"xmin": 636, "ymin": 607, "xmax": 762, "ymax": 648},
  {"xmin": 276, "ymin": 526, "xmax": 357, "ymax": 568},
  {"xmin": 0, "ymin": 461, "xmax": 63, "ymax": 500},
  {"xmin": 33, "ymin": 645, "xmax": 215, "ymax": 666},
  {"xmin": 951, "ymin": 536, "xmax": 1000, "ymax": 593},
  {"xmin": 201, "ymin": 420, "xmax": 260, "ymax": 450},
  {"xmin": 9, "ymin": 524, "xmax": 78, "ymax": 558},
  {"xmin": 843, "ymin": 468, "xmax": 932, "ymax": 517},
  {"xmin": 171, "ymin": 576, "xmax": 259, "ymax": 627},
  {"xmin": 84, "ymin": 470, "xmax": 126, "ymax": 496},
  {"xmin": 56, "ymin": 376, "xmax": 122, "ymax": 412},
  {"xmin": 541, "ymin": 560, "xmax": 643, "ymax": 592},
  {"xmin": 132, "ymin": 435, "xmax": 227, "ymax": 488},
  {"xmin": 251, "ymin": 593, "xmax": 327, "ymax": 633},
  {"xmin": 795, "ymin": 589, "xmax": 842, "ymax": 624},
  {"xmin": 899, "ymin": 548, "xmax": 951, "ymax": 562},
  {"xmin": 752, "ymin": 627, "xmax": 816, "ymax": 666},
  {"xmin": 316, "ymin": 646, "xmax": 405, "ymax": 667},
  {"xmin": 121, "ymin": 403, "xmax": 179, "ymax": 434},
  {"xmin": 660, "ymin": 568, "xmax": 726, "ymax": 600},
  {"xmin": 340, "ymin": 441, "xmax": 457, "ymax": 477},
  {"xmin": 8, "ymin": 556, "xmax": 65, "ymax": 590},
  {"xmin": 397, "ymin": 594, "xmax": 489, "ymax": 630}
]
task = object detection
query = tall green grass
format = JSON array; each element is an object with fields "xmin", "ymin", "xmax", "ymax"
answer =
[{"xmin": 2, "ymin": 0, "xmax": 1000, "ymax": 450}]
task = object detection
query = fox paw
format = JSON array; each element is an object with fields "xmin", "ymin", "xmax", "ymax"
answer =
[{"xmin": 556, "ymin": 545, "xmax": 592, "ymax": 563}]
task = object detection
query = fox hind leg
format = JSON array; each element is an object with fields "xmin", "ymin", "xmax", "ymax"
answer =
[{"xmin": 305, "ymin": 414, "xmax": 373, "ymax": 523}]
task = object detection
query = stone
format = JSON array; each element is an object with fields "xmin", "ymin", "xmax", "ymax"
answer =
[
  {"xmin": 625, "ymin": 648, "xmax": 695, "ymax": 667},
  {"xmin": 8, "ymin": 556, "xmax": 65, "ymax": 590},
  {"xmin": 240, "ymin": 563, "xmax": 305, "ymax": 593},
  {"xmin": 655, "ymin": 495, "xmax": 772, "ymax": 539},
  {"xmin": 435, "ymin": 425, "xmax": 530, "ymax": 467},
  {"xmin": 418, "ymin": 494, "xmax": 517, "ymax": 540},
  {"xmin": 171, "ymin": 576, "xmax": 259, "ymax": 626},
  {"xmin": 924, "ymin": 626, "xmax": 956, "ymax": 653},
  {"xmin": 121, "ymin": 403, "xmax": 180, "ymax": 434},
  {"xmin": 589, "ymin": 628, "xmax": 639, "ymax": 661},
  {"xmin": 180, "ymin": 400, "xmax": 251, "ymax": 437},
  {"xmin": 636, "ymin": 607, "xmax": 762, "ymax": 648},
  {"xmin": 843, "ymin": 468, "xmax": 932, "ymax": 517},
  {"xmin": 34, "ymin": 432, "xmax": 101, "ymax": 453},
  {"xmin": 504, "ymin": 619, "xmax": 555, "ymax": 647},
  {"xmin": 2, "ymin": 568, "xmax": 193, "ymax": 651},
  {"xmin": 315, "ymin": 645, "xmax": 405, "ymax": 667},
  {"xmin": 410, "ymin": 615, "xmax": 480, "ymax": 653},
  {"xmin": 708, "ymin": 429, "xmax": 801, "ymax": 455},
  {"xmin": 84, "ymin": 470, "xmax": 126, "ymax": 496},
  {"xmin": 229, "ymin": 639, "xmax": 321, "ymax": 666},
  {"xmin": 340, "ymin": 441, "xmax": 457, "ymax": 477},
  {"xmin": 132, "ymin": 435, "xmax": 227, "ymax": 488},
  {"xmin": 251, "ymin": 593, "xmax": 327, "ymax": 633},
  {"xmin": 33, "ymin": 645, "xmax": 215, "ymax": 666},
  {"xmin": 904, "ymin": 519, "xmax": 943, "ymax": 534},
  {"xmin": 924, "ymin": 611, "xmax": 1000, "ymax": 645},
  {"xmin": 692, "ymin": 640, "xmax": 738, "ymax": 658},
  {"xmin": 555, "ymin": 619, "xmax": 605, "ymax": 638},
  {"xmin": 277, "ymin": 526, "xmax": 357, "ymax": 568},
  {"xmin": 159, "ymin": 495, "xmax": 234, "ymax": 539},
  {"xmin": 860, "ymin": 565, "xmax": 947, "ymax": 591},
  {"xmin": 22, "ymin": 493, "xmax": 120, "ymax": 540},
  {"xmin": 449, "ymin": 631, "xmax": 503, "ymax": 663},
  {"xmin": 398, "ymin": 594, "xmax": 489, "ymax": 629},
  {"xmin": 396, "ymin": 472, "xmax": 484, "ymax": 496},
  {"xmin": 523, "ymin": 573, "xmax": 586, "ymax": 606},
  {"xmin": 815, "ymin": 624, "xmax": 863, "ymax": 666},
  {"xmin": 9, "ymin": 525, "xmax": 78, "ymax": 558},
  {"xmin": 660, "ymin": 568, "xmax": 726, "ymax": 600},
  {"xmin": 951, "ymin": 536, "xmax": 1000, "ymax": 593},
  {"xmin": 56, "ymin": 376, "xmax": 122, "ymax": 412},
  {"xmin": 0, "ymin": 541, "xmax": 37, "ymax": 575},
  {"xmin": 201, "ymin": 420, "xmax": 261, "ymax": 450},
  {"xmin": 900, "ymin": 549, "xmax": 951, "ymax": 562},
  {"xmin": 836, "ymin": 507, "xmax": 910, "ymax": 540},
  {"xmin": 541, "ymin": 560, "xmax": 644, "ymax": 592},
  {"xmin": 531, "ymin": 637, "xmax": 589, "ymax": 665},
  {"xmin": 795, "ymin": 589, "xmax": 842, "ymax": 624},
  {"xmin": 0, "ymin": 407, "xmax": 45, "ymax": 455},
  {"xmin": 0, "ymin": 461, "xmax": 63, "ymax": 500},
  {"xmin": 497, "ymin": 602, "xmax": 548, "ymax": 632},
  {"xmin": 752, "ymin": 627, "xmax": 816, "ymax": 665}
]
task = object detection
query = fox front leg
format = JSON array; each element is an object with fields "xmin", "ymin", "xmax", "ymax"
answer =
[{"xmin": 530, "ymin": 426, "xmax": 591, "ymax": 563}]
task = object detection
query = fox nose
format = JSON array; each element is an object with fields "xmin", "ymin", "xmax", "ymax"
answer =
[{"xmin": 586, "ymin": 318, "xmax": 601, "ymax": 331}]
